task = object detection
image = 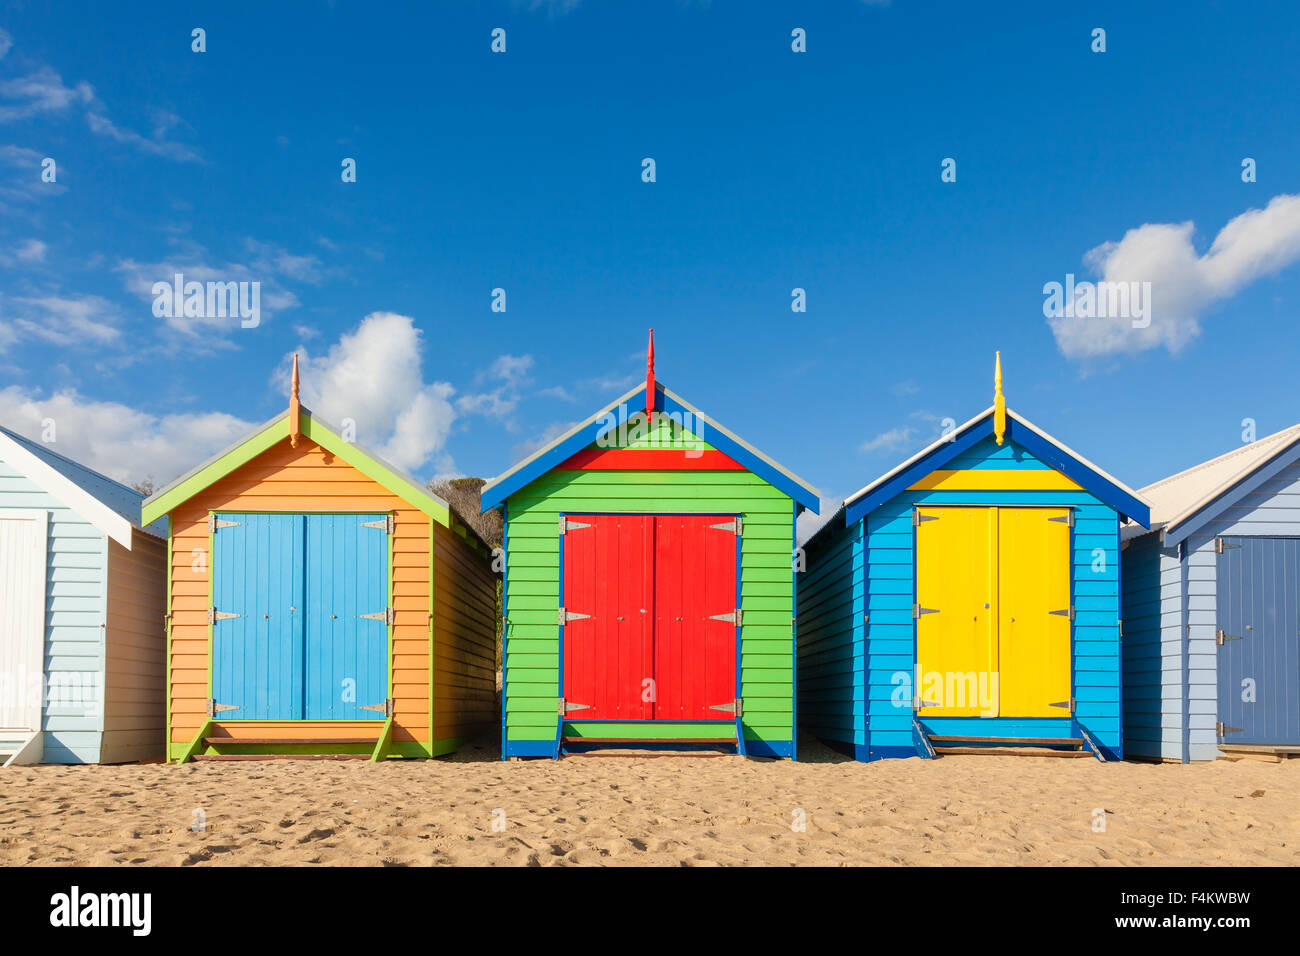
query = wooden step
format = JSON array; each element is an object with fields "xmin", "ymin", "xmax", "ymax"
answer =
[
  {"xmin": 203, "ymin": 737, "xmax": 378, "ymax": 746},
  {"xmin": 926, "ymin": 735, "xmax": 1083, "ymax": 747},
  {"xmin": 193, "ymin": 753, "xmax": 371, "ymax": 761},
  {"xmin": 562, "ymin": 737, "xmax": 736, "ymax": 745},
  {"xmin": 932, "ymin": 745, "xmax": 1093, "ymax": 757}
]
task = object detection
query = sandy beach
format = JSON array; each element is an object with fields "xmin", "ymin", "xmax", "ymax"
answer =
[{"xmin": 1, "ymin": 739, "xmax": 1295, "ymax": 867}]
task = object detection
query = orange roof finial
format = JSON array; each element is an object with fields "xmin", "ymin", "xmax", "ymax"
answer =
[
  {"xmin": 993, "ymin": 351, "xmax": 1007, "ymax": 446},
  {"xmin": 645, "ymin": 328, "xmax": 655, "ymax": 423},
  {"xmin": 289, "ymin": 352, "xmax": 302, "ymax": 448}
]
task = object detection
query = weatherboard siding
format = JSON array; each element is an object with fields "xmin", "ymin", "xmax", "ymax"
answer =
[
  {"xmin": 0, "ymin": 462, "xmax": 108, "ymax": 763},
  {"xmin": 504, "ymin": 465, "xmax": 796, "ymax": 752},
  {"xmin": 430, "ymin": 520, "xmax": 497, "ymax": 748},
  {"xmin": 795, "ymin": 518, "xmax": 864, "ymax": 747},
  {"xmin": 1119, "ymin": 532, "xmax": 1184, "ymax": 760},
  {"xmin": 101, "ymin": 531, "xmax": 167, "ymax": 763}
]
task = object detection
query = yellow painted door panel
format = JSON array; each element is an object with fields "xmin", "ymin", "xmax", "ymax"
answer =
[
  {"xmin": 915, "ymin": 507, "xmax": 997, "ymax": 716},
  {"xmin": 996, "ymin": 508, "xmax": 1072, "ymax": 717}
]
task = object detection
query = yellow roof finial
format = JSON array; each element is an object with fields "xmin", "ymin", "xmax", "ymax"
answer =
[
  {"xmin": 993, "ymin": 351, "xmax": 1007, "ymax": 446},
  {"xmin": 289, "ymin": 353, "xmax": 302, "ymax": 448}
]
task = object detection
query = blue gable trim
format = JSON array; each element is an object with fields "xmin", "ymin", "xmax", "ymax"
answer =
[
  {"xmin": 1003, "ymin": 419, "xmax": 1150, "ymax": 526},
  {"xmin": 1163, "ymin": 436, "xmax": 1300, "ymax": 547},
  {"xmin": 844, "ymin": 418, "xmax": 991, "ymax": 525},
  {"xmin": 480, "ymin": 383, "xmax": 820, "ymax": 512},
  {"xmin": 845, "ymin": 413, "xmax": 1150, "ymax": 527}
]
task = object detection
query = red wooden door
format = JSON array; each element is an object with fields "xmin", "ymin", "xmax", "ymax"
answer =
[
  {"xmin": 653, "ymin": 516, "xmax": 738, "ymax": 720},
  {"xmin": 561, "ymin": 515, "xmax": 654, "ymax": 719}
]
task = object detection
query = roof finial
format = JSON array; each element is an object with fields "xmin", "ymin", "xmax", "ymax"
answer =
[
  {"xmin": 289, "ymin": 353, "xmax": 302, "ymax": 448},
  {"xmin": 993, "ymin": 351, "xmax": 1007, "ymax": 446},
  {"xmin": 645, "ymin": 328, "xmax": 655, "ymax": 423}
]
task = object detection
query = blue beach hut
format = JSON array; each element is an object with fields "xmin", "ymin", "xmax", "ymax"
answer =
[{"xmin": 797, "ymin": 357, "xmax": 1150, "ymax": 761}]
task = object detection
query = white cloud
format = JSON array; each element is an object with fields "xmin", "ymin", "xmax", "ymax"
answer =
[
  {"xmin": 85, "ymin": 111, "xmax": 201, "ymax": 163},
  {"xmin": 2, "ymin": 294, "xmax": 120, "ymax": 347},
  {"xmin": 1050, "ymin": 193, "xmax": 1300, "ymax": 359},
  {"xmin": 0, "ymin": 34, "xmax": 198, "ymax": 161},
  {"xmin": 116, "ymin": 240, "xmax": 307, "ymax": 342},
  {"xmin": 0, "ymin": 385, "xmax": 254, "ymax": 486},
  {"xmin": 14, "ymin": 238, "xmax": 45, "ymax": 262},
  {"xmin": 0, "ymin": 66, "xmax": 93, "ymax": 122},
  {"xmin": 859, "ymin": 425, "xmax": 915, "ymax": 454},
  {"xmin": 0, "ymin": 313, "xmax": 466, "ymax": 485},
  {"xmin": 290, "ymin": 312, "xmax": 457, "ymax": 474},
  {"xmin": 890, "ymin": 380, "xmax": 919, "ymax": 397},
  {"xmin": 458, "ymin": 353, "xmax": 536, "ymax": 423}
]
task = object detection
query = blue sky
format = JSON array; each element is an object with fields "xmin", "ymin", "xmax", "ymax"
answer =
[{"xmin": 2, "ymin": 1, "xmax": 1299, "ymax": 519}]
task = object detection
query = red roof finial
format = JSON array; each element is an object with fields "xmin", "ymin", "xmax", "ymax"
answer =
[{"xmin": 645, "ymin": 328, "xmax": 655, "ymax": 422}]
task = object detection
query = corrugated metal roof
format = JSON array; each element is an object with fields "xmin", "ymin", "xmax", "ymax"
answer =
[
  {"xmin": 1136, "ymin": 422, "xmax": 1300, "ymax": 537},
  {"xmin": 0, "ymin": 424, "xmax": 163, "ymax": 543}
]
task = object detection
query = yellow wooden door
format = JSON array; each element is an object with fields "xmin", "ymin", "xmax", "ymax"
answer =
[
  {"xmin": 996, "ymin": 508, "xmax": 1072, "ymax": 717},
  {"xmin": 915, "ymin": 507, "xmax": 998, "ymax": 716}
]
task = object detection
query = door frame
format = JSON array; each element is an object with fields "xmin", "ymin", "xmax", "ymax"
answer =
[
  {"xmin": 207, "ymin": 509, "xmax": 395, "ymax": 721},
  {"xmin": 0, "ymin": 508, "xmax": 48, "ymax": 732},
  {"xmin": 910, "ymin": 503, "xmax": 1076, "ymax": 721},
  {"xmin": 556, "ymin": 510, "xmax": 742, "ymax": 725}
]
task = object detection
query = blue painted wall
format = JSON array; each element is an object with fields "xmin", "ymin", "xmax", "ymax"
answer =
[{"xmin": 800, "ymin": 434, "xmax": 1125, "ymax": 761}]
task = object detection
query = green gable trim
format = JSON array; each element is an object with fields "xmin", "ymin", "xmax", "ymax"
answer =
[
  {"xmin": 142, "ymin": 416, "xmax": 287, "ymax": 525},
  {"xmin": 142, "ymin": 409, "xmax": 450, "ymax": 528},
  {"xmin": 300, "ymin": 415, "xmax": 450, "ymax": 526}
]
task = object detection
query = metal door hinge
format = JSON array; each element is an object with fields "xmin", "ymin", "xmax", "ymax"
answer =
[
  {"xmin": 913, "ymin": 511, "xmax": 940, "ymax": 527},
  {"xmin": 362, "ymin": 515, "xmax": 395, "ymax": 533},
  {"xmin": 558, "ymin": 607, "xmax": 592, "ymax": 625},
  {"xmin": 558, "ymin": 516, "xmax": 592, "ymax": 535},
  {"xmin": 1215, "ymin": 629, "xmax": 1243, "ymax": 645},
  {"xmin": 361, "ymin": 607, "xmax": 395, "ymax": 625},
  {"xmin": 208, "ymin": 607, "xmax": 239, "ymax": 624},
  {"xmin": 208, "ymin": 515, "xmax": 240, "ymax": 532},
  {"xmin": 1215, "ymin": 537, "xmax": 1242, "ymax": 554},
  {"xmin": 207, "ymin": 699, "xmax": 240, "ymax": 717},
  {"xmin": 361, "ymin": 698, "xmax": 394, "ymax": 717},
  {"xmin": 1049, "ymin": 698, "xmax": 1075, "ymax": 713},
  {"xmin": 708, "ymin": 609, "xmax": 742, "ymax": 626},
  {"xmin": 559, "ymin": 698, "xmax": 591, "ymax": 715},
  {"xmin": 709, "ymin": 517, "xmax": 742, "ymax": 535},
  {"xmin": 1217, "ymin": 721, "xmax": 1243, "ymax": 736},
  {"xmin": 709, "ymin": 699, "xmax": 743, "ymax": 716},
  {"xmin": 913, "ymin": 696, "xmax": 939, "ymax": 710},
  {"xmin": 1050, "ymin": 605, "xmax": 1075, "ymax": 621},
  {"xmin": 1048, "ymin": 512, "xmax": 1075, "ymax": 528},
  {"xmin": 1117, "ymin": 619, "xmax": 1123, "ymax": 637},
  {"xmin": 913, "ymin": 604, "xmax": 939, "ymax": 619}
]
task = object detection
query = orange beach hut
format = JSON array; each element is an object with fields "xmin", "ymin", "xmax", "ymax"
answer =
[{"xmin": 142, "ymin": 359, "xmax": 497, "ymax": 762}]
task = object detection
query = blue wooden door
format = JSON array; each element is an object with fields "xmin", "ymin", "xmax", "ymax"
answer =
[
  {"xmin": 304, "ymin": 514, "xmax": 389, "ymax": 719},
  {"xmin": 212, "ymin": 513, "xmax": 305, "ymax": 719},
  {"xmin": 1217, "ymin": 537, "xmax": 1300, "ymax": 746}
]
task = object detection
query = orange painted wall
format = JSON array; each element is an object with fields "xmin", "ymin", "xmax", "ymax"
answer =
[{"xmin": 168, "ymin": 435, "xmax": 443, "ymax": 746}]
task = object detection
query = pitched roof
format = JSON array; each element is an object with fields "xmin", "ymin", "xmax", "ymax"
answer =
[
  {"xmin": 141, "ymin": 407, "xmax": 457, "ymax": 533},
  {"xmin": 479, "ymin": 380, "xmax": 821, "ymax": 512},
  {"xmin": 0, "ymin": 424, "xmax": 164, "ymax": 546},
  {"xmin": 835, "ymin": 405, "xmax": 1150, "ymax": 530},
  {"xmin": 1131, "ymin": 422, "xmax": 1300, "ymax": 544}
]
